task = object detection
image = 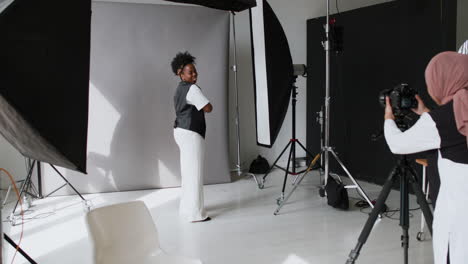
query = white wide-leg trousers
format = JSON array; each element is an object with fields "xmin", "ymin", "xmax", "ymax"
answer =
[{"xmin": 174, "ymin": 128, "xmax": 207, "ymax": 222}]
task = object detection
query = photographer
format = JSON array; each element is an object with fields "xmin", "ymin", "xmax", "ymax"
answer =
[{"xmin": 384, "ymin": 52, "xmax": 468, "ymax": 264}]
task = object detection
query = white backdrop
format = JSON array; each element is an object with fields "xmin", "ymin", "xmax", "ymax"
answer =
[{"xmin": 39, "ymin": 2, "xmax": 231, "ymax": 194}]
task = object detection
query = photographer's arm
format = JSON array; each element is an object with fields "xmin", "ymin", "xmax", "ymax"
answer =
[
  {"xmin": 384, "ymin": 115, "xmax": 440, "ymax": 154},
  {"xmin": 384, "ymin": 97, "xmax": 440, "ymax": 154},
  {"xmin": 412, "ymin": 95, "xmax": 431, "ymax": 115}
]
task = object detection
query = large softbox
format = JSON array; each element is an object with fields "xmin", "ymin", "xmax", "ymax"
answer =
[
  {"xmin": 0, "ymin": 0, "xmax": 91, "ymax": 173},
  {"xmin": 250, "ymin": 0, "xmax": 294, "ymax": 147},
  {"xmin": 164, "ymin": 0, "xmax": 256, "ymax": 11}
]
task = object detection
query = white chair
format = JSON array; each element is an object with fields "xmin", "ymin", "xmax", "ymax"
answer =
[{"xmin": 86, "ymin": 201, "xmax": 202, "ymax": 264}]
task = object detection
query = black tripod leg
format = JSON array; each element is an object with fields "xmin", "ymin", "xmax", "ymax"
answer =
[
  {"xmin": 280, "ymin": 145, "xmax": 295, "ymax": 198},
  {"xmin": 4, "ymin": 234, "xmax": 37, "ymax": 264},
  {"xmin": 50, "ymin": 165, "xmax": 86, "ymax": 201},
  {"xmin": 12, "ymin": 160, "xmax": 36, "ymax": 214},
  {"xmin": 37, "ymin": 161, "xmax": 43, "ymax": 198},
  {"xmin": 400, "ymin": 170, "xmax": 410, "ymax": 264},
  {"xmin": 346, "ymin": 167, "xmax": 399, "ymax": 264},
  {"xmin": 408, "ymin": 167, "xmax": 433, "ymax": 235},
  {"xmin": 262, "ymin": 141, "xmax": 292, "ymax": 183}
]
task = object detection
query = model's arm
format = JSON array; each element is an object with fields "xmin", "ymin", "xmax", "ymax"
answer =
[
  {"xmin": 186, "ymin": 84, "xmax": 212, "ymax": 113},
  {"xmin": 202, "ymin": 103, "xmax": 213, "ymax": 113},
  {"xmin": 383, "ymin": 96, "xmax": 439, "ymax": 154}
]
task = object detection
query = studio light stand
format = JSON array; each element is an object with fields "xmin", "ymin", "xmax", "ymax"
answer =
[
  {"xmin": 230, "ymin": 11, "xmax": 261, "ymax": 188},
  {"xmin": 346, "ymin": 155, "xmax": 434, "ymax": 264},
  {"xmin": 260, "ymin": 68, "xmax": 320, "ymax": 207},
  {"xmin": 8, "ymin": 159, "xmax": 92, "ymax": 226},
  {"xmin": 319, "ymin": 0, "xmax": 374, "ymax": 208}
]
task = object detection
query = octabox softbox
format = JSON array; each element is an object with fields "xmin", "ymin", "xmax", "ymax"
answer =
[{"xmin": 250, "ymin": 0, "xmax": 294, "ymax": 147}]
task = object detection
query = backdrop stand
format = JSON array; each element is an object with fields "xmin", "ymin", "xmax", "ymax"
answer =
[
  {"xmin": 163, "ymin": 0, "xmax": 260, "ymax": 188},
  {"xmin": 230, "ymin": 11, "xmax": 261, "ymax": 188}
]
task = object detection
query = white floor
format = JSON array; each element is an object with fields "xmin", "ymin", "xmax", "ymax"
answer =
[{"xmin": 1, "ymin": 169, "xmax": 434, "ymax": 264}]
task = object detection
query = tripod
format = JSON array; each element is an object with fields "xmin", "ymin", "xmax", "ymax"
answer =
[
  {"xmin": 346, "ymin": 155, "xmax": 434, "ymax": 264},
  {"xmin": 9, "ymin": 159, "xmax": 91, "ymax": 225},
  {"xmin": 260, "ymin": 77, "xmax": 318, "ymax": 203}
]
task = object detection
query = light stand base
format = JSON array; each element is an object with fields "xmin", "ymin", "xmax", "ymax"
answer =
[
  {"xmin": 231, "ymin": 167, "xmax": 262, "ymax": 189},
  {"xmin": 321, "ymin": 147, "xmax": 375, "ymax": 209},
  {"xmin": 274, "ymin": 153, "xmax": 321, "ymax": 215},
  {"xmin": 8, "ymin": 160, "xmax": 92, "ymax": 226},
  {"xmin": 274, "ymin": 146, "xmax": 376, "ymax": 215}
]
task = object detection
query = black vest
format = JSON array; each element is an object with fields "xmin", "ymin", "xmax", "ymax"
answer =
[
  {"xmin": 423, "ymin": 101, "xmax": 468, "ymax": 206},
  {"xmin": 429, "ymin": 101, "xmax": 468, "ymax": 164},
  {"xmin": 173, "ymin": 81, "xmax": 206, "ymax": 138}
]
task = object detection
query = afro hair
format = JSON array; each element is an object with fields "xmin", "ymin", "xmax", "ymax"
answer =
[{"xmin": 171, "ymin": 51, "xmax": 196, "ymax": 75}]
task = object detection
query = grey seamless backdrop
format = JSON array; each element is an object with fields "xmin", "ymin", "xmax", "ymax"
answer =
[{"xmin": 41, "ymin": 2, "xmax": 231, "ymax": 194}]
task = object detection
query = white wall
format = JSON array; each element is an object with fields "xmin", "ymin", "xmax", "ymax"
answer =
[{"xmin": 228, "ymin": 0, "xmax": 393, "ymax": 170}]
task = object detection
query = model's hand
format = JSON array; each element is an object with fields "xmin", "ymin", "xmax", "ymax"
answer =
[
  {"xmin": 411, "ymin": 95, "xmax": 430, "ymax": 115},
  {"xmin": 202, "ymin": 103, "xmax": 213, "ymax": 113},
  {"xmin": 384, "ymin": 96, "xmax": 395, "ymax": 120}
]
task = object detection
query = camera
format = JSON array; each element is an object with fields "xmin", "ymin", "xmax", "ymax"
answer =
[
  {"xmin": 379, "ymin": 83, "xmax": 418, "ymax": 131},
  {"xmin": 379, "ymin": 83, "xmax": 418, "ymax": 116}
]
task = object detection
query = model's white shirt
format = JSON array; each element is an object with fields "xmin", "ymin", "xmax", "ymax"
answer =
[{"xmin": 186, "ymin": 84, "xmax": 209, "ymax": 111}]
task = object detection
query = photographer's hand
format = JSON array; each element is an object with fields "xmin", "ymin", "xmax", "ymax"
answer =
[
  {"xmin": 411, "ymin": 95, "xmax": 430, "ymax": 115},
  {"xmin": 384, "ymin": 96, "xmax": 395, "ymax": 120}
]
